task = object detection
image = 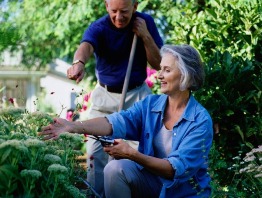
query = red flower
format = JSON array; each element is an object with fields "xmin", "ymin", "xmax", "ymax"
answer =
[{"xmin": 8, "ymin": 98, "xmax": 14, "ymax": 104}]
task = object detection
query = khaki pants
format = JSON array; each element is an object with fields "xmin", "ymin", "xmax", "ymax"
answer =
[{"xmin": 86, "ymin": 82, "xmax": 151, "ymax": 198}]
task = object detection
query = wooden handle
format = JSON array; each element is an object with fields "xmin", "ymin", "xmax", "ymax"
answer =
[{"xmin": 118, "ymin": 34, "xmax": 138, "ymax": 112}]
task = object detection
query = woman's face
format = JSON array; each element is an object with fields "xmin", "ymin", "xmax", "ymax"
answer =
[
  {"xmin": 105, "ymin": 0, "xmax": 137, "ymax": 29},
  {"xmin": 158, "ymin": 53, "xmax": 181, "ymax": 95}
]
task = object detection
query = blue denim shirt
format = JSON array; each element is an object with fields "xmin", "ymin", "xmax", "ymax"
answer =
[{"xmin": 106, "ymin": 94, "xmax": 213, "ymax": 198}]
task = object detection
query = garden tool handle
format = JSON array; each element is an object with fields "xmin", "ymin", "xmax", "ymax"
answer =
[{"xmin": 118, "ymin": 34, "xmax": 137, "ymax": 112}]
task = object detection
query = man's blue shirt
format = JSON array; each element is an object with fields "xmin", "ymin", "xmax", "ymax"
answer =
[
  {"xmin": 106, "ymin": 94, "xmax": 213, "ymax": 197},
  {"xmin": 81, "ymin": 12, "xmax": 163, "ymax": 87}
]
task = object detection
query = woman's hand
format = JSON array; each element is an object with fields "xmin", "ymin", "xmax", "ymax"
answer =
[
  {"xmin": 38, "ymin": 118, "xmax": 71, "ymax": 140},
  {"xmin": 103, "ymin": 139, "xmax": 135, "ymax": 160}
]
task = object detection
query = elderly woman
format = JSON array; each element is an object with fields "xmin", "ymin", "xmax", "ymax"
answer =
[{"xmin": 39, "ymin": 44, "xmax": 213, "ymax": 198}]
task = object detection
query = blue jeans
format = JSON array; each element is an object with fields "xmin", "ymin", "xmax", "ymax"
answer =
[{"xmin": 104, "ymin": 159, "xmax": 162, "ymax": 198}]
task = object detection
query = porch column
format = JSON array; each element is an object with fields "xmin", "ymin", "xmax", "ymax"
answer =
[{"xmin": 26, "ymin": 76, "xmax": 38, "ymax": 112}]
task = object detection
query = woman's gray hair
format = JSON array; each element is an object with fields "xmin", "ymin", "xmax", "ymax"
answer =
[{"xmin": 160, "ymin": 44, "xmax": 205, "ymax": 91}]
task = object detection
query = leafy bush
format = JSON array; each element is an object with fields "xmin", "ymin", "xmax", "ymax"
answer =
[
  {"xmin": 0, "ymin": 108, "xmax": 88, "ymax": 198},
  {"xmin": 150, "ymin": 0, "xmax": 262, "ymax": 196}
]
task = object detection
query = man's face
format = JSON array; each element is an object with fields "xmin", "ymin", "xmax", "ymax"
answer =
[{"xmin": 105, "ymin": 0, "xmax": 138, "ymax": 29}]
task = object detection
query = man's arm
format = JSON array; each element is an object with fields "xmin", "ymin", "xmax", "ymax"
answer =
[
  {"xmin": 142, "ymin": 33, "xmax": 161, "ymax": 70},
  {"xmin": 74, "ymin": 42, "xmax": 94, "ymax": 64},
  {"xmin": 67, "ymin": 42, "xmax": 94, "ymax": 83},
  {"xmin": 133, "ymin": 17, "xmax": 161, "ymax": 70}
]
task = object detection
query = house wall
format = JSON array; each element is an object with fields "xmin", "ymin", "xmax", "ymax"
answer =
[
  {"xmin": 40, "ymin": 73, "xmax": 83, "ymax": 119},
  {"xmin": 1, "ymin": 50, "xmax": 84, "ymax": 119}
]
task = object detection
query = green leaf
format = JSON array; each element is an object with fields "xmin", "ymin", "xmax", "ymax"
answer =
[
  {"xmin": 206, "ymin": 8, "xmax": 217, "ymax": 19},
  {"xmin": 226, "ymin": 110, "xmax": 234, "ymax": 116},
  {"xmin": 235, "ymin": 125, "xmax": 244, "ymax": 142},
  {"xmin": 245, "ymin": 142, "xmax": 254, "ymax": 149},
  {"xmin": 222, "ymin": 51, "xmax": 232, "ymax": 67},
  {"xmin": 0, "ymin": 147, "xmax": 12, "ymax": 164},
  {"xmin": 0, "ymin": 164, "xmax": 19, "ymax": 188}
]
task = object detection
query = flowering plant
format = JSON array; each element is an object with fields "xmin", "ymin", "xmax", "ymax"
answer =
[
  {"xmin": 0, "ymin": 108, "xmax": 88, "ymax": 197},
  {"xmin": 145, "ymin": 67, "xmax": 161, "ymax": 94},
  {"xmin": 239, "ymin": 146, "xmax": 262, "ymax": 186},
  {"xmin": 223, "ymin": 145, "xmax": 262, "ymax": 197}
]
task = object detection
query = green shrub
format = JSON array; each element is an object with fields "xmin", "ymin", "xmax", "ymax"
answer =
[
  {"xmin": 0, "ymin": 108, "xmax": 87, "ymax": 197},
  {"xmin": 154, "ymin": 0, "xmax": 262, "ymax": 196}
]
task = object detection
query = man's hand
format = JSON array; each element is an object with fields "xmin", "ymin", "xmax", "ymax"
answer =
[
  {"xmin": 38, "ymin": 118, "xmax": 71, "ymax": 140},
  {"xmin": 103, "ymin": 139, "xmax": 135, "ymax": 160},
  {"xmin": 132, "ymin": 17, "xmax": 161, "ymax": 70},
  {"xmin": 133, "ymin": 17, "xmax": 150, "ymax": 40},
  {"xmin": 67, "ymin": 64, "xmax": 85, "ymax": 83}
]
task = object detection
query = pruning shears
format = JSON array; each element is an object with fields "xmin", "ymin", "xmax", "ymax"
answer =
[{"xmin": 88, "ymin": 135, "xmax": 117, "ymax": 147}]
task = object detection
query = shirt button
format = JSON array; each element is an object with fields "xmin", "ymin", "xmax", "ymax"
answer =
[{"xmin": 174, "ymin": 133, "xmax": 176, "ymax": 136}]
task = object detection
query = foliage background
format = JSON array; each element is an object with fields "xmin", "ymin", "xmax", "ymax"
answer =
[{"xmin": 0, "ymin": 0, "xmax": 261, "ymax": 197}]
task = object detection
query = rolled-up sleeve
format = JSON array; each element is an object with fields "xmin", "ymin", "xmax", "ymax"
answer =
[
  {"xmin": 105, "ymin": 100, "xmax": 144, "ymax": 141},
  {"xmin": 106, "ymin": 113, "xmax": 127, "ymax": 139}
]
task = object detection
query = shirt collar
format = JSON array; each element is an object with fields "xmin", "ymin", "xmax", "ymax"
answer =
[
  {"xmin": 183, "ymin": 95, "xmax": 197, "ymax": 122},
  {"xmin": 151, "ymin": 94, "xmax": 198, "ymax": 122},
  {"xmin": 151, "ymin": 94, "xmax": 168, "ymax": 113}
]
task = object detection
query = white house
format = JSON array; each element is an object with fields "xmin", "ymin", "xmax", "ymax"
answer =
[
  {"xmin": 0, "ymin": 50, "xmax": 84, "ymax": 119},
  {"xmin": 40, "ymin": 58, "xmax": 85, "ymax": 118}
]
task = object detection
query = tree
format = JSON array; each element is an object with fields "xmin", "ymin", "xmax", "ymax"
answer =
[
  {"xmin": 0, "ymin": 1, "xmax": 22, "ymax": 53},
  {"xmin": 1, "ymin": 0, "xmax": 107, "ymax": 70}
]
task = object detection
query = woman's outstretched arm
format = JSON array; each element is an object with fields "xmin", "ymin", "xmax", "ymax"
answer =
[{"xmin": 38, "ymin": 117, "xmax": 112, "ymax": 140}]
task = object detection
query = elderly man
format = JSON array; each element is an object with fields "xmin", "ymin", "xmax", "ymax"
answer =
[{"xmin": 67, "ymin": 0, "xmax": 163, "ymax": 196}]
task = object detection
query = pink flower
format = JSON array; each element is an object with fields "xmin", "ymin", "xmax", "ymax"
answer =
[
  {"xmin": 84, "ymin": 92, "xmax": 91, "ymax": 102},
  {"xmin": 146, "ymin": 79, "xmax": 154, "ymax": 88},
  {"xmin": 82, "ymin": 104, "xmax": 88, "ymax": 111},
  {"xmin": 147, "ymin": 67, "xmax": 156, "ymax": 77},
  {"xmin": 66, "ymin": 111, "xmax": 73, "ymax": 121},
  {"xmin": 78, "ymin": 105, "xmax": 88, "ymax": 112}
]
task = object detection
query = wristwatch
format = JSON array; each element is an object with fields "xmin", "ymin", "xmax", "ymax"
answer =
[{"xmin": 72, "ymin": 59, "xmax": 85, "ymax": 65}]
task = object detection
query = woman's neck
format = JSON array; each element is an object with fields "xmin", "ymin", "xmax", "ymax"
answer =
[{"xmin": 163, "ymin": 91, "xmax": 190, "ymax": 130}]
